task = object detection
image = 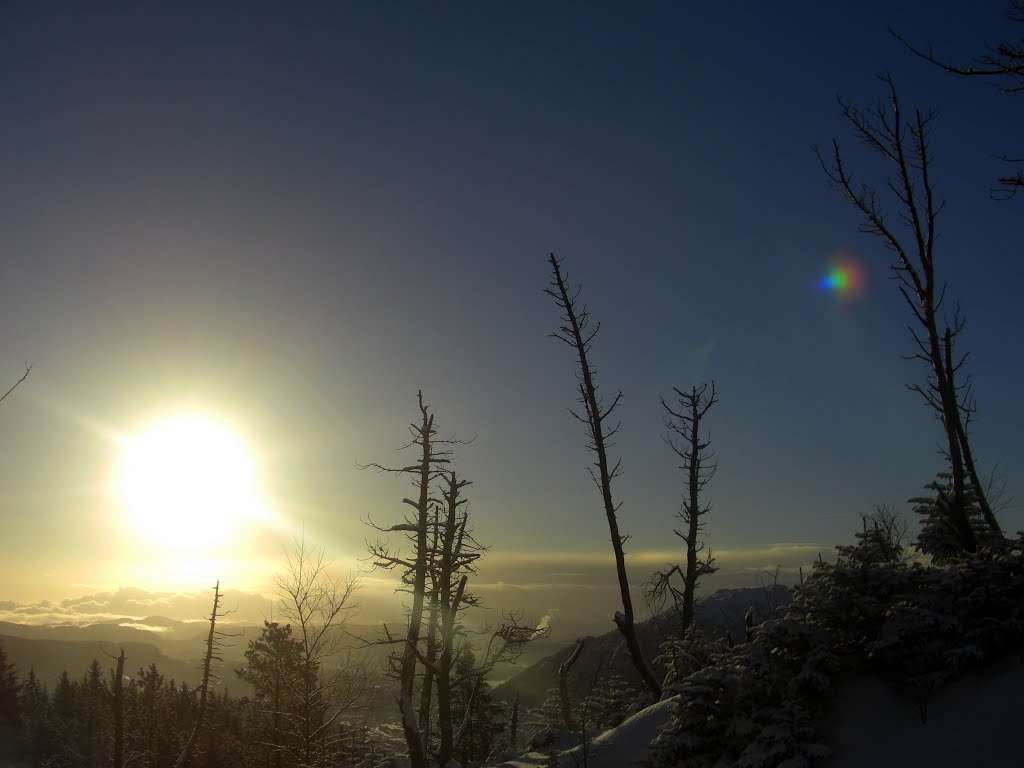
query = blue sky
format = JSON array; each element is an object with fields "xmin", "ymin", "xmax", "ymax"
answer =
[{"xmin": 0, "ymin": 2, "xmax": 1020, "ymax": 630}]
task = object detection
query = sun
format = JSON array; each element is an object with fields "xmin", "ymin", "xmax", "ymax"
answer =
[{"xmin": 114, "ymin": 413, "xmax": 266, "ymax": 550}]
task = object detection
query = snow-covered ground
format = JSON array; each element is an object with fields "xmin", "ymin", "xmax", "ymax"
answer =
[
  {"xmin": 824, "ymin": 656, "xmax": 1024, "ymax": 768},
  {"xmin": 490, "ymin": 656, "xmax": 1024, "ymax": 768},
  {"xmin": 492, "ymin": 695, "xmax": 678, "ymax": 768}
]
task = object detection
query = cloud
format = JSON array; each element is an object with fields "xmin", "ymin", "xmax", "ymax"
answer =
[
  {"xmin": 0, "ymin": 587, "xmax": 276, "ymax": 627},
  {"xmin": 536, "ymin": 608, "xmax": 559, "ymax": 632},
  {"xmin": 477, "ymin": 543, "xmax": 830, "ymax": 588},
  {"xmin": 118, "ymin": 622, "xmax": 170, "ymax": 633},
  {"xmin": 0, "ymin": 544, "xmax": 834, "ymax": 639}
]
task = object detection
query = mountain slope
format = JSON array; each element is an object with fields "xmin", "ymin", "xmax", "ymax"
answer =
[{"xmin": 493, "ymin": 585, "xmax": 790, "ymax": 708}]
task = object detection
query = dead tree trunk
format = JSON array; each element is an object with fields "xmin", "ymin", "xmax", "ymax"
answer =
[
  {"xmin": 559, "ymin": 639, "xmax": 585, "ymax": 730},
  {"xmin": 664, "ymin": 383, "xmax": 719, "ymax": 634},
  {"xmin": 109, "ymin": 648, "xmax": 126, "ymax": 768},
  {"xmin": 818, "ymin": 74, "xmax": 1003, "ymax": 552},
  {"xmin": 546, "ymin": 253, "xmax": 662, "ymax": 699},
  {"xmin": 364, "ymin": 393, "xmax": 454, "ymax": 768},
  {"xmin": 397, "ymin": 396, "xmax": 434, "ymax": 768},
  {"xmin": 509, "ymin": 691, "xmax": 520, "ymax": 749},
  {"xmin": 175, "ymin": 581, "xmax": 223, "ymax": 768}
]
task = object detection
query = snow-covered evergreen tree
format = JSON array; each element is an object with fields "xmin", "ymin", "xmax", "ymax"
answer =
[
  {"xmin": 581, "ymin": 670, "xmax": 638, "ymax": 732},
  {"xmin": 914, "ymin": 472, "xmax": 1002, "ymax": 564}
]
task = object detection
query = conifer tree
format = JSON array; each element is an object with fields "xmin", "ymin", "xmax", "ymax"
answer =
[
  {"xmin": 20, "ymin": 668, "xmax": 57, "ymax": 765},
  {"xmin": 0, "ymin": 642, "xmax": 21, "ymax": 762},
  {"xmin": 450, "ymin": 649, "xmax": 504, "ymax": 765},
  {"xmin": 236, "ymin": 621, "xmax": 307, "ymax": 767}
]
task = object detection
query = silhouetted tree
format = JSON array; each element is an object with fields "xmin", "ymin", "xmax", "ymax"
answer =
[
  {"xmin": 912, "ymin": 472, "xmax": 1002, "ymax": 564},
  {"xmin": 818, "ymin": 74, "xmax": 1001, "ymax": 555},
  {"xmin": 894, "ymin": 1, "xmax": 1024, "ymax": 198},
  {"xmin": 545, "ymin": 253, "xmax": 662, "ymax": 699},
  {"xmin": 273, "ymin": 539, "xmax": 367, "ymax": 768},
  {"xmin": 0, "ymin": 641, "xmax": 21, "ymax": 762},
  {"xmin": 860, "ymin": 503, "xmax": 911, "ymax": 563},
  {"xmin": 363, "ymin": 391, "xmax": 452, "ymax": 768},
  {"xmin": 558, "ymin": 639, "xmax": 584, "ymax": 731},
  {"xmin": 646, "ymin": 382, "xmax": 720, "ymax": 636},
  {"xmin": 450, "ymin": 648, "xmax": 504, "ymax": 765},
  {"xmin": 81, "ymin": 658, "xmax": 112, "ymax": 768},
  {"xmin": 105, "ymin": 648, "xmax": 128, "ymax": 768},
  {"xmin": 126, "ymin": 662, "xmax": 172, "ymax": 767},
  {"xmin": 236, "ymin": 622, "xmax": 306, "ymax": 767},
  {"xmin": 176, "ymin": 580, "xmax": 228, "ymax": 768},
  {"xmin": 0, "ymin": 365, "xmax": 30, "ymax": 407},
  {"xmin": 19, "ymin": 668, "xmax": 58, "ymax": 765},
  {"xmin": 365, "ymin": 394, "xmax": 542, "ymax": 768}
]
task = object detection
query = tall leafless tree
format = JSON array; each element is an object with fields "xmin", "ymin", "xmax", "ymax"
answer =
[
  {"xmin": 365, "ymin": 394, "xmax": 540, "ymax": 767},
  {"xmin": 893, "ymin": 1, "xmax": 1024, "ymax": 198},
  {"xmin": 645, "ymin": 382, "xmax": 719, "ymax": 636},
  {"xmin": 545, "ymin": 254, "xmax": 661, "ymax": 700},
  {"xmin": 817, "ymin": 74, "xmax": 1002, "ymax": 554},
  {"xmin": 273, "ymin": 538, "xmax": 367, "ymax": 767},
  {"xmin": 363, "ymin": 391, "xmax": 448, "ymax": 768},
  {"xmin": 0, "ymin": 365, "xmax": 29, "ymax": 407},
  {"xmin": 558, "ymin": 639, "xmax": 585, "ymax": 731},
  {"xmin": 103, "ymin": 648, "xmax": 128, "ymax": 768},
  {"xmin": 175, "ymin": 581, "xmax": 229, "ymax": 768}
]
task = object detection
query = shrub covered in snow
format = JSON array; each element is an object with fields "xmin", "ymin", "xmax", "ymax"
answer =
[
  {"xmin": 650, "ymin": 618, "xmax": 835, "ymax": 768},
  {"xmin": 649, "ymin": 530, "xmax": 1024, "ymax": 766},
  {"xmin": 912, "ymin": 472, "xmax": 1003, "ymax": 565}
]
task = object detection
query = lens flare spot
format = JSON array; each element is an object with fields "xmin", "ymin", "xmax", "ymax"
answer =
[{"xmin": 819, "ymin": 256, "xmax": 865, "ymax": 302}]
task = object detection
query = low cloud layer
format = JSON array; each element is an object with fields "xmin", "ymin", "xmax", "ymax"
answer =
[
  {"xmin": 0, "ymin": 543, "xmax": 831, "ymax": 641},
  {"xmin": 0, "ymin": 586, "xmax": 276, "ymax": 627}
]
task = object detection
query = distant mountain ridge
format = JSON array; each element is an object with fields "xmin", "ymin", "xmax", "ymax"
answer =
[
  {"xmin": 0, "ymin": 634, "xmax": 205, "ymax": 691},
  {"xmin": 0, "ymin": 616, "xmax": 399, "ymax": 699},
  {"xmin": 493, "ymin": 585, "xmax": 791, "ymax": 708}
]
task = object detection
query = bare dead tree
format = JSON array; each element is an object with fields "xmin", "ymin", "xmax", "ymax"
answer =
[
  {"xmin": 558, "ymin": 639, "xmax": 585, "ymax": 731},
  {"xmin": 274, "ymin": 538, "xmax": 367, "ymax": 767},
  {"xmin": 0, "ymin": 365, "xmax": 30, "ymax": 406},
  {"xmin": 381, "ymin": 468, "xmax": 537, "ymax": 766},
  {"xmin": 101, "ymin": 648, "xmax": 128, "ymax": 768},
  {"xmin": 893, "ymin": 2, "xmax": 1024, "ymax": 198},
  {"xmin": 984, "ymin": 460, "xmax": 1016, "ymax": 517},
  {"xmin": 508, "ymin": 691, "xmax": 520, "ymax": 750},
  {"xmin": 861, "ymin": 503, "xmax": 912, "ymax": 562},
  {"xmin": 817, "ymin": 74, "xmax": 1002, "ymax": 555},
  {"xmin": 365, "ymin": 394, "xmax": 536, "ymax": 767},
  {"xmin": 431, "ymin": 471, "xmax": 482, "ymax": 767},
  {"xmin": 362, "ymin": 391, "xmax": 450, "ymax": 768},
  {"xmin": 175, "ymin": 581, "xmax": 229, "ymax": 768},
  {"xmin": 645, "ymin": 383, "xmax": 719, "ymax": 637},
  {"xmin": 545, "ymin": 253, "xmax": 662, "ymax": 700}
]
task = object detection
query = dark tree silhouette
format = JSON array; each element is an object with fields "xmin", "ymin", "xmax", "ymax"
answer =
[
  {"xmin": 545, "ymin": 253, "xmax": 661, "ymax": 700},
  {"xmin": 0, "ymin": 641, "xmax": 20, "ymax": 762},
  {"xmin": 236, "ymin": 622, "xmax": 306, "ymax": 767},
  {"xmin": 363, "ymin": 391, "xmax": 452, "ymax": 768},
  {"xmin": 273, "ymin": 539, "xmax": 366, "ymax": 767},
  {"xmin": 0, "ymin": 365, "xmax": 30, "ymax": 407},
  {"xmin": 175, "ymin": 580, "xmax": 228, "ymax": 768},
  {"xmin": 558, "ymin": 639, "xmax": 584, "ymax": 731},
  {"xmin": 105, "ymin": 648, "xmax": 127, "ymax": 768},
  {"xmin": 646, "ymin": 382, "xmax": 720, "ymax": 635},
  {"xmin": 817, "ymin": 74, "xmax": 1002, "ymax": 555},
  {"xmin": 893, "ymin": 1, "xmax": 1024, "ymax": 198},
  {"xmin": 365, "ymin": 394, "xmax": 540, "ymax": 768}
]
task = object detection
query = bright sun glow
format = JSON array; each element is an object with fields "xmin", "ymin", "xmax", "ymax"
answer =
[{"xmin": 115, "ymin": 413, "xmax": 266, "ymax": 550}]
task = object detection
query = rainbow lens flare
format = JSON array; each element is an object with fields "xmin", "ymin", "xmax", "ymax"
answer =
[{"xmin": 819, "ymin": 257, "xmax": 865, "ymax": 302}]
